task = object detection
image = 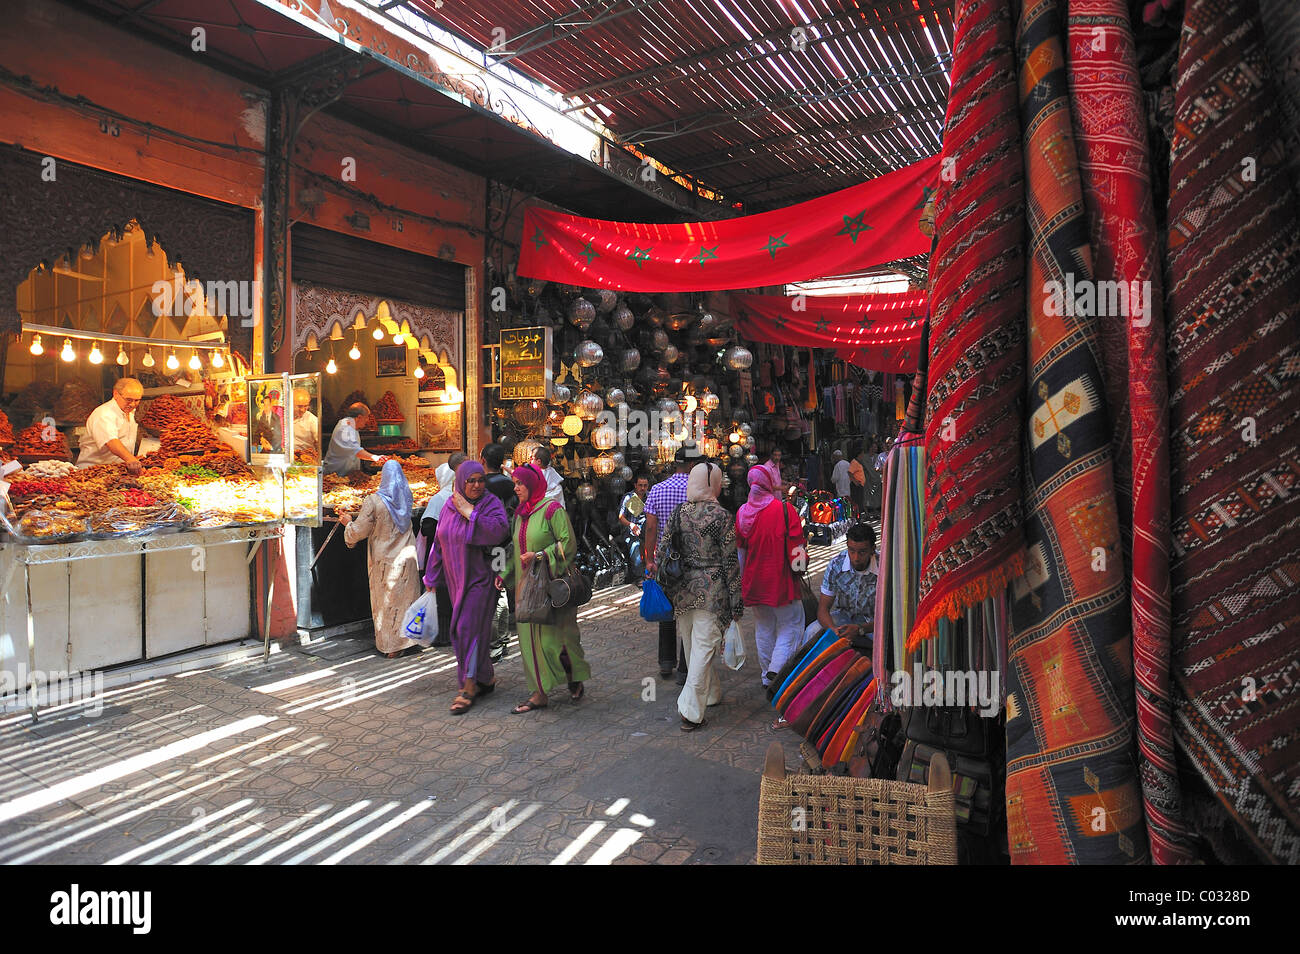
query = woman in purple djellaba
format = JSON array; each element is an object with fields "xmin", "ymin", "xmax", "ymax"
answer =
[{"xmin": 424, "ymin": 460, "xmax": 509, "ymax": 715}]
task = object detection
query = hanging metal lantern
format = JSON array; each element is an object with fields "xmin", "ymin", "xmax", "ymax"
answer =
[
  {"xmin": 666, "ymin": 311, "xmax": 695, "ymax": 332},
  {"xmin": 513, "ymin": 438, "xmax": 541, "ymax": 466},
  {"xmin": 568, "ymin": 297, "xmax": 596, "ymax": 329},
  {"xmin": 611, "ymin": 451, "xmax": 626, "ymax": 469},
  {"xmin": 620, "ymin": 465, "xmax": 634, "ymax": 481},
  {"xmin": 562, "ymin": 413, "xmax": 585, "ymax": 436},
  {"xmin": 592, "ymin": 424, "xmax": 618, "ymax": 450},
  {"xmin": 739, "ymin": 422, "xmax": 753, "ymax": 437},
  {"xmin": 745, "ymin": 452, "xmax": 759, "ymax": 465},
  {"xmin": 607, "ymin": 474, "xmax": 626, "ymax": 495},
  {"xmin": 723, "ymin": 344, "xmax": 754, "ymax": 370},
  {"xmin": 576, "ymin": 340, "xmax": 604, "ymax": 367},
  {"xmin": 552, "ymin": 384, "xmax": 571, "ymax": 405},
  {"xmin": 576, "ymin": 482, "xmax": 597, "ymax": 503},
  {"xmin": 652, "ymin": 329, "xmax": 670, "ymax": 352},
  {"xmin": 701, "ymin": 437, "xmax": 720, "ymax": 458},
  {"xmin": 577, "ymin": 390, "xmax": 604, "ymax": 419},
  {"xmin": 646, "ymin": 306, "xmax": 667, "ymax": 326},
  {"xmin": 592, "ymin": 454, "xmax": 617, "ymax": 477},
  {"xmin": 621, "ymin": 349, "xmax": 642, "ymax": 373},
  {"xmin": 513, "ymin": 399, "xmax": 548, "ymax": 426},
  {"xmin": 613, "ymin": 303, "xmax": 635, "ymax": 330},
  {"xmin": 547, "ymin": 406, "xmax": 566, "ymax": 427},
  {"xmin": 729, "ymin": 443, "xmax": 744, "ymax": 458},
  {"xmin": 663, "ymin": 344, "xmax": 680, "ymax": 365},
  {"xmin": 597, "ymin": 289, "xmax": 618, "ymax": 313},
  {"xmin": 605, "ymin": 387, "xmax": 625, "ymax": 407},
  {"xmin": 623, "ymin": 384, "xmax": 642, "ymax": 404},
  {"xmin": 701, "ymin": 391, "xmax": 720, "ymax": 412}
]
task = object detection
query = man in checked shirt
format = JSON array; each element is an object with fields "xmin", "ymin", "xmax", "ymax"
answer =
[{"xmin": 643, "ymin": 445, "xmax": 693, "ymax": 683}]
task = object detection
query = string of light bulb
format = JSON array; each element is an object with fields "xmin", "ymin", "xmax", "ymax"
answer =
[{"xmin": 24, "ymin": 323, "xmax": 229, "ymax": 369}]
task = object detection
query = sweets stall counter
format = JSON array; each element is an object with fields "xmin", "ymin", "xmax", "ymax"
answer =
[{"xmin": 0, "ymin": 524, "xmax": 282, "ymax": 717}]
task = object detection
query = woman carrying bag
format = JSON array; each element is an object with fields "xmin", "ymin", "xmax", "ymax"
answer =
[
  {"xmin": 504, "ymin": 463, "xmax": 592, "ymax": 714},
  {"xmin": 736, "ymin": 464, "xmax": 808, "ymax": 689},
  {"xmin": 424, "ymin": 460, "xmax": 509, "ymax": 714},
  {"xmin": 340, "ymin": 460, "xmax": 422, "ymax": 658},
  {"xmin": 658, "ymin": 462, "xmax": 742, "ymax": 732}
]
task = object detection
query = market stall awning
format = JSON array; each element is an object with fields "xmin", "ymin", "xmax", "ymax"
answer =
[
  {"xmin": 517, "ymin": 155, "xmax": 937, "ymax": 291},
  {"xmin": 731, "ymin": 290, "xmax": 926, "ymax": 373}
]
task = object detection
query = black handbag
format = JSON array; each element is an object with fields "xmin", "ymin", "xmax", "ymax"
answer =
[
  {"xmin": 657, "ymin": 509, "xmax": 685, "ymax": 585},
  {"xmin": 847, "ymin": 703, "xmax": 905, "ymax": 780},
  {"xmin": 896, "ymin": 705, "xmax": 997, "ymax": 836},
  {"xmin": 544, "ymin": 507, "xmax": 593, "ymax": 610}
]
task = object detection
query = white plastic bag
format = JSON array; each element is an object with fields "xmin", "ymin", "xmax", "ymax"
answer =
[
  {"xmin": 401, "ymin": 589, "xmax": 437, "ymax": 647},
  {"xmin": 723, "ymin": 620, "xmax": 746, "ymax": 671}
]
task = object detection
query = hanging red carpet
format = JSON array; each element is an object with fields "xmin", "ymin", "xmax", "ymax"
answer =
[
  {"xmin": 910, "ymin": 0, "xmax": 1027, "ymax": 652},
  {"xmin": 1004, "ymin": 0, "xmax": 1148, "ymax": 865},
  {"xmin": 1066, "ymin": 0, "xmax": 1194, "ymax": 864},
  {"xmin": 1165, "ymin": 0, "xmax": 1300, "ymax": 865},
  {"xmin": 517, "ymin": 156, "xmax": 939, "ymax": 292}
]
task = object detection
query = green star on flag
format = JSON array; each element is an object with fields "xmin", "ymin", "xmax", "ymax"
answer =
[
  {"xmin": 579, "ymin": 241, "xmax": 599, "ymax": 265},
  {"xmin": 627, "ymin": 246, "xmax": 652, "ymax": 269},
  {"xmin": 694, "ymin": 245, "xmax": 719, "ymax": 266},
  {"xmin": 531, "ymin": 226, "xmax": 548, "ymax": 250},
  {"xmin": 857, "ymin": 313, "xmax": 874, "ymax": 330},
  {"xmin": 815, "ymin": 315, "xmax": 829, "ymax": 334},
  {"xmin": 762, "ymin": 234, "xmax": 789, "ymax": 259},
  {"xmin": 837, "ymin": 210, "xmax": 872, "ymax": 244},
  {"xmin": 775, "ymin": 314, "xmax": 789, "ymax": 330}
]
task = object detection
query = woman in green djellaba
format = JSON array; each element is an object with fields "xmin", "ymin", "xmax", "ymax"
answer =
[{"xmin": 501, "ymin": 463, "xmax": 591, "ymax": 713}]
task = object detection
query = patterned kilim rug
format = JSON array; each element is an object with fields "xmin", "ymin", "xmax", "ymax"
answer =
[
  {"xmin": 1165, "ymin": 0, "xmax": 1300, "ymax": 865},
  {"xmin": 912, "ymin": 0, "xmax": 1027, "ymax": 651},
  {"xmin": 1004, "ymin": 0, "xmax": 1148, "ymax": 864},
  {"xmin": 1066, "ymin": 0, "xmax": 1194, "ymax": 863}
]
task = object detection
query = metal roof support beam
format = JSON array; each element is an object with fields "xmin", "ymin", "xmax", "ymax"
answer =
[{"xmin": 489, "ymin": 0, "xmax": 665, "ymax": 64}]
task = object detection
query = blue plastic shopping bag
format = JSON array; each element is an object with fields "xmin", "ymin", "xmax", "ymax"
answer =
[{"xmin": 639, "ymin": 577, "xmax": 674, "ymax": 623}]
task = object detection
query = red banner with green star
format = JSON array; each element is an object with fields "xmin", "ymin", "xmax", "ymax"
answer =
[
  {"xmin": 731, "ymin": 290, "xmax": 926, "ymax": 373},
  {"xmin": 517, "ymin": 156, "xmax": 939, "ymax": 291}
]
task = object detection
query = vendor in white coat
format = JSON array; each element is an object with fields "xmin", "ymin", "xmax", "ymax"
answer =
[
  {"xmin": 292, "ymin": 388, "xmax": 320, "ymax": 456},
  {"xmin": 77, "ymin": 377, "xmax": 144, "ymax": 474},
  {"xmin": 323, "ymin": 402, "xmax": 386, "ymax": 476}
]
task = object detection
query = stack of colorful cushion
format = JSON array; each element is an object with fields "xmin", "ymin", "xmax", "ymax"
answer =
[{"xmin": 768, "ymin": 629, "xmax": 878, "ymax": 770}]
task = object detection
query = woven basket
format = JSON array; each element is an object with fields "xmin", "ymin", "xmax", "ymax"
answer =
[{"xmin": 757, "ymin": 742, "xmax": 957, "ymax": 865}]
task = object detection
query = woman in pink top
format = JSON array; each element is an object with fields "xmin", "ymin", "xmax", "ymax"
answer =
[{"xmin": 736, "ymin": 465, "xmax": 807, "ymax": 687}]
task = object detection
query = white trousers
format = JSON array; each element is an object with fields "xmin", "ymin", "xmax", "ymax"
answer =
[
  {"xmin": 752, "ymin": 601, "xmax": 807, "ymax": 685},
  {"xmin": 677, "ymin": 608, "xmax": 724, "ymax": 724}
]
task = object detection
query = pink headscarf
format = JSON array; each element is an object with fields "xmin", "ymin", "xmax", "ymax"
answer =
[
  {"xmin": 737, "ymin": 464, "xmax": 778, "ymax": 537},
  {"xmin": 513, "ymin": 463, "xmax": 547, "ymax": 519}
]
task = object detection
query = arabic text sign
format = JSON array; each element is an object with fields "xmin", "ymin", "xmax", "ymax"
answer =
[{"xmin": 500, "ymin": 327, "xmax": 552, "ymax": 400}]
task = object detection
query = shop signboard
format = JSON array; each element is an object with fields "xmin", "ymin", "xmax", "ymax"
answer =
[
  {"xmin": 499, "ymin": 327, "xmax": 552, "ymax": 401},
  {"xmin": 246, "ymin": 373, "xmax": 291, "ymax": 468}
]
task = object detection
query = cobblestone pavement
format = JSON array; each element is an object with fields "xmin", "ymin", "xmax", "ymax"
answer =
[{"xmin": 0, "ymin": 546, "xmax": 846, "ymax": 865}]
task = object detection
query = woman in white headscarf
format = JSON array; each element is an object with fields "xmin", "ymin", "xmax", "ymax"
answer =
[
  {"xmin": 656, "ymin": 461, "xmax": 743, "ymax": 731},
  {"xmin": 340, "ymin": 460, "xmax": 422, "ymax": 657}
]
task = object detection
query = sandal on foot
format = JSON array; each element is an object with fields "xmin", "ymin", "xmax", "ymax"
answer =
[
  {"xmin": 450, "ymin": 693, "xmax": 475, "ymax": 715},
  {"xmin": 680, "ymin": 717, "xmax": 706, "ymax": 732},
  {"xmin": 771, "ymin": 716, "xmax": 789, "ymax": 731},
  {"xmin": 511, "ymin": 699, "xmax": 547, "ymax": 714},
  {"xmin": 568, "ymin": 682, "xmax": 584, "ymax": 701}
]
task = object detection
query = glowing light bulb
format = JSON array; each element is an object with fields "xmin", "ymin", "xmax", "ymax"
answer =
[
  {"xmin": 372, "ymin": 326, "xmax": 385, "ymax": 340},
  {"xmin": 116, "ymin": 345, "xmax": 129, "ymax": 366},
  {"xmin": 88, "ymin": 341, "xmax": 103, "ymax": 364},
  {"xmin": 61, "ymin": 339, "xmax": 75, "ymax": 362},
  {"xmin": 393, "ymin": 332, "xmax": 404, "ymax": 345},
  {"xmin": 211, "ymin": 351, "xmax": 224, "ymax": 369},
  {"xmin": 349, "ymin": 344, "xmax": 361, "ymax": 360},
  {"xmin": 166, "ymin": 350, "xmax": 179, "ymax": 370},
  {"xmin": 142, "ymin": 350, "xmax": 156, "ymax": 368},
  {"xmin": 413, "ymin": 365, "xmax": 425, "ymax": 379},
  {"xmin": 29, "ymin": 335, "xmax": 43, "ymax": 356},
  {"xmin": 326, "ymin": 357, "xmax": 338, "ymax": 374},
  {"xmin": 189, "ymin": 351, "xmax": 202, "ymax": 371}
]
